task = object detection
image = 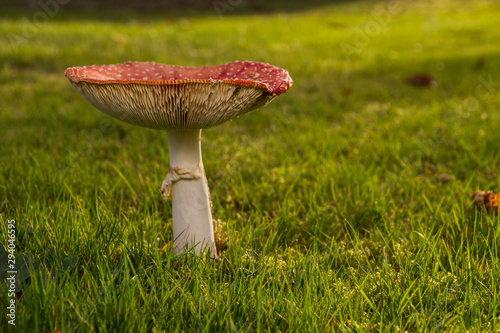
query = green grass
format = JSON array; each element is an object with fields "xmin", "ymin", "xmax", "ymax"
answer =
[{"xmin": 1, "ymin": 0, "xmax": 500, "ymax": 331}]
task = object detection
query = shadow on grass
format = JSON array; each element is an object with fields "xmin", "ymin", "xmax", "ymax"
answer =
[{"xmin": 0, "ymin": 0, "xmax": 365, "ymax": 21}]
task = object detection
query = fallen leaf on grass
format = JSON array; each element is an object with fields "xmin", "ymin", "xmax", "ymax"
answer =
[
  {"xmin": 159, "ymin": 242, "xmax": 172, "ymax": 255},
  {"xmin": 406, "ymin": 73, "xmax": 437, "ymax": 88},
  {"xmin": 471, "ymin": 190, "xmax": 499, "ymax": 215},
  {"xmin": 437, "ymin": 174, "xmax": 453, "ymax": 183},
  {"xmin": 341, "ymin": 87, "xmax": 353, "ymax": 96}
]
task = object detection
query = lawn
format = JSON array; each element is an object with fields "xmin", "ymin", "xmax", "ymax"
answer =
[{"xmin": 1, "ymin": 0, "xmax": 500, "ymax": 331}]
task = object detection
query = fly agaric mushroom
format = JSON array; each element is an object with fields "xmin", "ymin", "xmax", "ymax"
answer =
[{"xmin": 64, "ymin": 61, "xmax": 292, "ymax": 257}]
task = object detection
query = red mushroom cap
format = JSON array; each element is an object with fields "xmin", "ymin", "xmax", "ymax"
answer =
[
  {"xmin": 64, "ymin": 61, "xmax": 292, "ymax": 130},
  {"xmin": 65, "ymin": 61, "xmax": 292, "ymax": 97}
]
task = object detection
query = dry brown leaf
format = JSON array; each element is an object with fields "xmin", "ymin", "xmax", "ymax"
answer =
[
  {"xmin": 437, "ymin": 174, "xmax": 453, "ymax": 183},
  {"xmin": 406, "ymin": 73, "xmax": 437, "ymax": 88},
  {"xmin": 471, "ymin": 190, "xmax": 499, "ymax": 215}
]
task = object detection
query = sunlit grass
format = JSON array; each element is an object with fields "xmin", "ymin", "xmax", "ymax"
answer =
[{"xmin": 1, "ymin": 0, "xmax": 500, "ymax": 331}]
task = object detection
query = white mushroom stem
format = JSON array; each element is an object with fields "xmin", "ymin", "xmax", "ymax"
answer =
[{"xmin": 160, "ymin": 129, "xmax": 217, "ymax": 257}]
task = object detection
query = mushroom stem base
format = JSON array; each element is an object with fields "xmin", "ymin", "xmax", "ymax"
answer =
[{"xmin": 163, "ymin": 129, "xmax": 217, "ymax": 258}]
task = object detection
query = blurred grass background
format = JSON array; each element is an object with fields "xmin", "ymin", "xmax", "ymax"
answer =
[{"xmin": 1, "ymin": 0, "xmax": 500, "ymax": 331}]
